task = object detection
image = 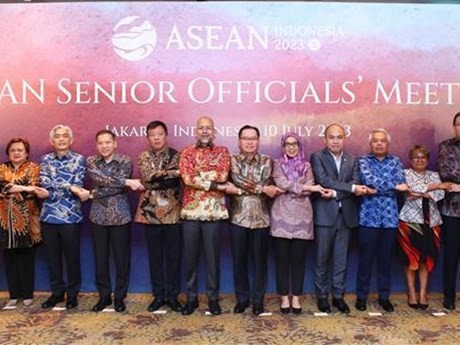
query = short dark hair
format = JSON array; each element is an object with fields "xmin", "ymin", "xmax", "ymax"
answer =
[
  {"xmin": 146, "ymin": 121, "xmax": 168, "ymax": 135},
  {"xmin": 6, "ymin": 137, "xmax": 30, "ymax": 156},
  {"xmin": 238, "ymin": 125, "xmax": 260, "ymax": 139},
  {"xmin": 453, "ymin": 112, "xmax": 460, "ymax": 126},
  {"xmin": 95, "ymin": 129, "xmax": 116, "ymax": 141}
]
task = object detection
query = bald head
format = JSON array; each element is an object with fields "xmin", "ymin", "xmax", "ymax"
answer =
[
  {"xmin": 196, "ymin": 115, "xmax": 215, "ymax": 145},
  {"xmin": 324, "ymin": 123, "xmax": 346, "ymax": 156}
]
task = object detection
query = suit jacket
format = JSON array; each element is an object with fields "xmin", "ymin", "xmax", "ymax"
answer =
[{"xmin": 310, "ymin": 148, "xmax": 361, "ymax": 228}]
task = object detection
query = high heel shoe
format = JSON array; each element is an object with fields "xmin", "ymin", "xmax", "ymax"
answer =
[
  {"xmin": 291, "ymin": 306, "xmax": 302, "ymax": 315},
  {"xmin": 291, "ymin": 296, "xmax": 302, "ymax": 315},
  {"xmin": 418, "ymin": 303, "xmax": 428, "ymax": 310},
  {"xmin": 407, "ymin": 293, "xmax": 419, "ymax": 309},
  {"xmin": 408, "ymin": 302, "xmax": 419, "ymax": 309},
  {"xmin": 280, "ymin": 306, "xmax": 291, "ymax": 314}
]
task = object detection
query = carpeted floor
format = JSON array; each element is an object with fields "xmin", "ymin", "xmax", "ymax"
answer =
[{"xmin": 0, "ymin": 292, "xmax": 460, "ymax": 344}]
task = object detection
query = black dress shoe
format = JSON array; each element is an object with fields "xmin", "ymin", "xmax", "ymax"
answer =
[
  {"xmin": 208, "ymin": 299, "xmax": 222, "ymax": 315},
  {"xmin": 332, "ymin": 298, "xmax": 350, "ymax": 314},
  {"xmin": 166, "ymin": 298, "xmax": 183, "ymax": 312},
  {"xmin": 378, "ymin": 299, "xmax": 394, "ymax": 312},
  {"xmin": 66, "ymin": 297, "xmax": 78, "ymax": 310},
  {"xmin": 443, "ymin": 300, "xmax": 455, "ymax": 311},
  {"xmin": 317, "ymin": 298, "xmax": 331, "ymax": 313},
  {"xmin": 233, "ymin": 300, "xmax": 250, "ymax": 314},
  {"xmin": 252, "ymin": 304, "xmax": 265, "ymax": 316},
  {"xmin": 355, "ymin": 298, "xmax": 367, "ymax": 311},
  {"xmin": 115, "ymin": 299, "xmax": 126, "ymax": 313},
  {"xmin": 181, "ymin": 298, "xmax": 199, "ymax": 315},
  {"xmin": 92, "ymin": 298, "xmax": 112, "ymax": 312},
  {"xmin": 41, "ymin": 295, "xmax": 65, "ymax": 309},
  {"xmin": 147, "ymin": 298, "xmax": 166, "ymax": 312}
]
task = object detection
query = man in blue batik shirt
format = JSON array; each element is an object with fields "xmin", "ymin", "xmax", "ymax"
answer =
[
  {"xmin": 38, "ymin": 124, "xmax": 86, "ymax": 310},
  {"xmin": 355, "ymin": 128, "xmax": 408, "ymax": 313}
]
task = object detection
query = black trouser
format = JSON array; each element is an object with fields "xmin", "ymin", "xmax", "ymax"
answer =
[
  {"xmin": 91, "ymin": 223, "xmax": 131, "ymax": 300},
  {"xmin": 182, "ymin": 220, "xmax": 221, "ymax": 301},
  {"xmin": 41, "ymin": 222, "xmax": 81, "ymax": 299},
  {"xmin": 3, "ymin": 247, "xmax": 36, "ymax": 300},
  {"xmin": 273, "ymin": 237, "xmax": 308, "ymax": 296},
  {"xmin": 144, "ymin": 223, "xmax": 182, "ymax": 300},
  {"xmin": 231, "ymin": 225, "xmax": 269, "ymax": 305},
  {"xmin": 442, "ymin": 216, "xmax": 460, "ymax": 302}
]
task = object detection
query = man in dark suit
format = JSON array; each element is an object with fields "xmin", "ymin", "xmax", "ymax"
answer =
[{"xmin": 311, "ymin": 124, "xmax": 366, "ymax": 314}]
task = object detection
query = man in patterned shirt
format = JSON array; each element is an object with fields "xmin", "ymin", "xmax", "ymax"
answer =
[
  {"xmin": 228, "ymin": 125, "xmax": 283, "ymax": 316},
  {"xmin": 438, "ymin": 112, "xmax": 460, "ymax": 310},
  {"xmin": 39, "ymin": 124, "xmax": 86, "ymax": 310},
  {"xmin": 355, "ymin": 128, "xmax": 408, "ymax": 313},
  {"xmin": 79, "ymin": 130, "xmax": 144, "ymax": 313},
  {"xmin": 179, "ymin": 115, "xmax": 231, "ymax": 316},
  {"xmin": 134, "ymin": 121, "xmax": 183, "ymax": 313}
]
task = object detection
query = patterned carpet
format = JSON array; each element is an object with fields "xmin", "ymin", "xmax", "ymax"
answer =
[{"xmin": 0, "ymin": 292, "xmax": 460, "ymax": 345}]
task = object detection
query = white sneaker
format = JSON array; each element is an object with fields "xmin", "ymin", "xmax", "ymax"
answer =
[
  {"xmin": 23, "ymin": 299, "xmax": 33, "ymax": 306},
  {"xmin": 5, "ymin": 299, "xmax": 18, "ymax": 307}
]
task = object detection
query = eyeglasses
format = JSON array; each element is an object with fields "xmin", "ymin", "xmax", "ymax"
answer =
[
  {"xmin": 240, "ymin": 137, "xmax": 259, "ymax": 142},
  {"xmin": 284, "ymin": 142, "xmax": 299, "ymax": 148},
  {"xmin": 411, "ymin": 156, "xmax": 428, "ymax": 160}
]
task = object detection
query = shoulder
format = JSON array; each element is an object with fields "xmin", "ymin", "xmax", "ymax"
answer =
[
  {"xmin": 138, "ymin": 150, "xmax": 149, "ymax": 160},
  {"xmin": 70, "ymin": 151, "xmax": 86, "ymax": 161},
  {"xmin": 438, "ymin": 138, "xmax": 456, "ymax": 148},
  {"xmin": 117, "ymin": 153, "xmax": 132, "ymax": 163},
  {"xmin": 214, "ymin": 145, "xmax": 230, "ymax": 154},
  {"xmin": 343, "ymin": 151, "xmax": 357, "ymax": 161},
  {"xmin": 180, "ymin": 145, "xmax": 195, "ymax": 155},
  {"xmin": 87, "ymin": 155, "xmax": 98, "ymax": 163},
  {"xmin": 259, "ymin": 153, "xmax": 272, "ymax": 162},
  {"xmin": 41, "ymin": 152, "xmax": 54, "ymax": 161}
]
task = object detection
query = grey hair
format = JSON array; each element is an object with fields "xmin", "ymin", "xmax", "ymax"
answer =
[
  {"xmin": 49, "ymin": 124, "xmax": 73, "ymax": 139},
  {"xmin": 368, "ymin": 128, "xmax": 391, "ymax": 143}
]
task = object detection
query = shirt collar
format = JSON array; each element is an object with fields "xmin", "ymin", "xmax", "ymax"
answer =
[
  {"xmin": 52, "ymin": 150, "xmax": 73, "ymax": 160},
  {"xmin": 95, "ymin": 152, "xmax": 121, "ymax": 164},
  {"xmin": 195, "ymin": 141, "xmax": 215, "ymax": 149},
  {"xmin": 238, "ymin": 152, "xmax": 260, "ymax": 163}
]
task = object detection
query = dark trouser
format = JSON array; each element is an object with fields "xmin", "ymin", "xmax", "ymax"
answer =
[
  {"xmin": 356, "ymin": 227, "xmax": 396, "ymax": 300},
  {"xmin": 41, "ymin": 222, "xmax": 81, "ymax": 299},
  {"xmin": 182, "ymin": 220, "xmax": 221, "ymax": 301},
  {"xmin": 91, "ymin": 222, "xmax": 131, "ymax": 300},
  {"xmin": 273, "ymin": 237, "xmax": 308, "ymax": 296},
  {"xmin": 314, "ymin": 213, "xmax": 351, "ymax": 299},
  {"xmin": 230, "ymin": 225, "xmax": 269, "ymax": 305},
  {"xmin": 442, "ymin": 216, "xmax": 460, "ymax": 302},
  {"xmin": 144, "ymin": 223, "xmax": 182, "ymax": 300},
  {"xmin": 3, "ymin": 247, "xmax": 36, "ymax": 300}
]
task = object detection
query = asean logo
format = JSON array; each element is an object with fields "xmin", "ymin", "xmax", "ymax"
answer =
[{"xmin": 112, "ymin": 16, "xmax": 157, "ymax": 62}]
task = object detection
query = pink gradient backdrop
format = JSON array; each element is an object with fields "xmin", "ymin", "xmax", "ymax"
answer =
[{"xmin": 0, "ymin": 1, "xmax": 459, "ymax": 293}]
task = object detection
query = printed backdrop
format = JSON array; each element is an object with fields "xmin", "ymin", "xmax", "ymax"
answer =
[{"xmin": 0, "ymin": 1, "xmax": 459, "ymax": 293}]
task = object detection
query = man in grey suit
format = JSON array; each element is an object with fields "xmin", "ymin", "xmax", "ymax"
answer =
[{"xmin": 311, "ymin": 124, "xmax": 367, "ymax": 313}]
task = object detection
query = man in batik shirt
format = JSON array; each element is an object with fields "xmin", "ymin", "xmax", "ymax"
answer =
[
  {"xmin": 39, "ymin": 124, "xmax": 86, "ymax": 310},
  {"xmin": 228, "ymin": 125, "xmax": 283, "ymax": 316},
  {"xmin": 179, "ymin": 115, "xmax": 231, "ymax": 316},
  {"xmin": 438, "ymin": 112, "xmax": 460, "ymax": 310},
  {"xmin": 81, "ymin": 129, "xmax": 144, "ymax": 313},
  {"xmin": 355, "ymin": 128, "xmax": 408, "ymax": 313},
  {"xmin": 135, "ymin": 120, "xmax": 183, "ymax": 313}
]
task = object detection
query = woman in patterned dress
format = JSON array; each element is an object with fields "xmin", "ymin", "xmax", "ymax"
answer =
[
  {"xmin": 397, "ymin": 145, "xmax": 450, "ymax": 309},
  {"xmin": 0, "ymin": 138, "xmax": 46, "ymax": 307},
  {"xmin": 270, "ymin": 132, "xmax": 323, "ymax": 314}
]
